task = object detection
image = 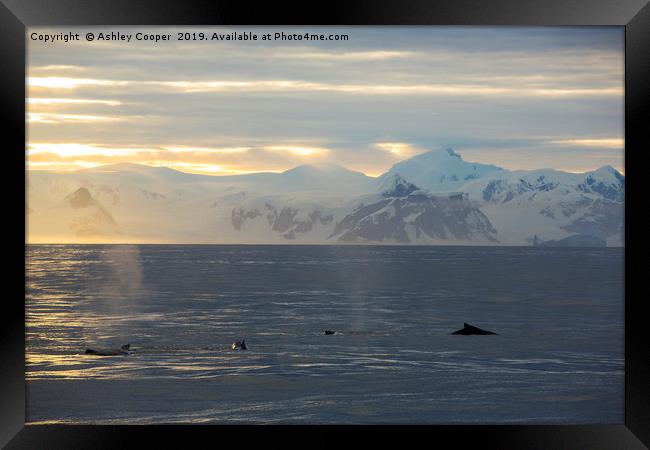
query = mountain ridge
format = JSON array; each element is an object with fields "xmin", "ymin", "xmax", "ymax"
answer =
[
  {"xmin": 27, "ymin": 147, "xmax": 624, "ymax": 245},
  {"xmin": 31, "ymin": 149, "xmax": 623, "ymax": 182}
]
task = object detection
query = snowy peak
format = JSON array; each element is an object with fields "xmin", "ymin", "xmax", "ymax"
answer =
[
  {"xmin": 80, "ymin": 162, "xmax": 179, "ymax": 175},
  {"xmin": 378, "ymin": 173, "xmax": 420, "ymax": 198},
  {"xmin": 27, "ymin": 147, "xmax": 624, "ymax": 245},
  {"xmin": 278, "ymin": 163, "xmax": 373, "ymax": 192},
  {"xmin": 403, "ymin": 147, "xmax": 477, "ymax": 164},
  {"xmin": 282, "ymin": 163, "xmax": 365, "ymax": 177},
  {"xmin": 586, "ymin": 165, "xmax": 624, "ymax": 184},
  {"xmin": 329, "ymin": 188, "xmax": 498, "ymax": 244},
  {"xmin": 379, "ymin": 148, "xmax": 504, "ymax": 192},
  {"xmin": 595, "ymin": 164, "xmax": 619, "ymax": 174},
  {"xmin": 283, "ymin": 163, "xmax": 332, "ymax": 175},
  {"xmin": 78, "ymin": 162, "xmax": 208, "ymax": 183},
  {"xmin": 579, "ymin": 165, "xmax": 624, "ymax": 202},
  {"xmin": 445, "ymin": 148, "xmax": 462, "ymax": 159}
]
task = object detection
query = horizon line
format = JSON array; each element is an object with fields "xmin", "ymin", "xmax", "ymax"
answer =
[{"xmin": 25, "ymin": 155, "xmax": 624, "ymax": 178}]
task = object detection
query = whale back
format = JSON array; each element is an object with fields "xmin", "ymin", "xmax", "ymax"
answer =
[
  {"xmin": 232, "ymin": 339, "xmax": 248, "ymax": 350},
  {"xmin": 85, "ymin": 343, "xmax": 131, "ymax": 356},
  {"xmin": 452, "ymin": 323, "xmax": 497, "ymax": 335}
]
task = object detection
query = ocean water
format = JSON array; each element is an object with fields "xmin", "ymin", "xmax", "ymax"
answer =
[{"xmin": 25, "ymin": 245, "xmax": 624, "ymax": 424}]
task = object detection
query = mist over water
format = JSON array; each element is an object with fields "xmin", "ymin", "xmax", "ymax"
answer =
[
  {"xmin": 98, "ymin": 245, "xmax": 146, "ymax": 301},
  {"xmin": 26, "ymin": 245, "xmax": 623, "ymax": 424}
]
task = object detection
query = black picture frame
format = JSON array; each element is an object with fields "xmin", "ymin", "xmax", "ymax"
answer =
[{"xmin": 2, "ymin": 1, "xmax": 648, "ymax": 447}]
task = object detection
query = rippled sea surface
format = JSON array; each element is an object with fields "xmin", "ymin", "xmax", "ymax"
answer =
[{"xmin": 26, "ymin": 245, "xmax": 624, "ymax": 424}]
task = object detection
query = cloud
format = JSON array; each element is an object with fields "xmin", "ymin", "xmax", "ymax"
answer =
[
  {"xmin": 26, "ymin": 27, "xmax": 624, "ymax": 174},
  {"xmin": 27, "ymin": 160, "xmax": 99, "ymax": 170},
  {"xmin": 280, "ymin": 50, "xmax": 419, "ymax": 61},
  {"xmin": 263, "ymin": 145, "xmax": 330, "ymax": 156},
  {"xmin": 28, "ymin": 77, "xmax": 126, "ymax": 89},
  {"xmin": 28, "ymin": 113, "xmax": 123, "ymax": 123},
  {"xmin": 28, "ymin": 143, "xmax": 144, "ymax": 157},
  {"xmin": 27, "ymin": 77, "xmax": 622, "ymax": 98},
  {"xmin": 28, "ymin": 98, "xmax": 122, "ymax": 106},
  {"xmin": 32, "ymin": 64, "xmax": 87, "ymax": 72},
  {"xmin": 374, "ymin": 142, "xmax": 422, "ymax": 156},
  {"xmin": 549, "ymin": 138, "xmax": 624, "ymax": 148},
  {"xmin": 26, "ymin": 142, "xmax": 334, "ymax": 175},
  {"xmin": 144, "ymin": 161, "xmax": 252, "ymax": 175},
  {"xmin": 162, "ymin": 146, "xmax": 251, "ymax": 154}
]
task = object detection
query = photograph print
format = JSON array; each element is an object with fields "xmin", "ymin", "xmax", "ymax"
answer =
[{"xmin": 25, "ymin": 26, "xmax": 624, "ymax": 424}]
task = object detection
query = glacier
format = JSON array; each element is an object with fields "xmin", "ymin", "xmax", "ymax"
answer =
[{"xmin": 26, "ymin": 148, "xmax": 624, "ymax": 246}]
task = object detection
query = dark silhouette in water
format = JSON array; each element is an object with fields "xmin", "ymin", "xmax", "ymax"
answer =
[
  {"xmin": 324, "ymin": 330, "xmax": 336, "ymax": 335},
  {"xmin": 232, "ymin": 339, "xmax": 248, "ymax": 350},
  {"xmin": 451, "ymin": 323, "xmax": 498, "ymax": 335},
  {"xmin": 85, "ymin": 344, "xmax": 131, "ymax": 355}
]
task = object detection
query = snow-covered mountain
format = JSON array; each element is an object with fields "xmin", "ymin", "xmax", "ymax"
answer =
[
  {"xmin": 378, "ymin": 148, "xmax": 504, "ymax": 192},
  {"xmin": 26, "ymin": 148, "xmax": 624, "ymax": 245},
  {"xmin": 459, "ymin": 165, "xmax": 624, "ymax": 245},
  {"xmin": 329, "ymin": 175, "xmax": 498, "ymax": 244}
]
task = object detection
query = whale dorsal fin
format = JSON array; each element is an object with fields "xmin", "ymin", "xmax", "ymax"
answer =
[{"xmin": 464, "ymin": 323, "xmax": 470, "ymax": 328}]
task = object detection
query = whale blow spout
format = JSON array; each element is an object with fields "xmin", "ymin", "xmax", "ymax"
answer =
[{"xmin": 451, "ymin": 323, "xmax": 498, "ymax": 335}]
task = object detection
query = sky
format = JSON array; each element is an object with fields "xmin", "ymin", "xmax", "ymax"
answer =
[{"xmin": 27, "ymin": 26, "xmax": 624, "ymax": 176}]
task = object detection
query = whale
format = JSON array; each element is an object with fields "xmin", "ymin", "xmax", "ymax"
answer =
[
  {"xmin": 231, "ymin": 339, "xmax": 248, "ymax": 350},
  {"xmin": 324, "ymin": 330, "xmax": 336, "ymax": 335},
  {"xmin": 85, "ymin": 344, "xmax": 132, "ymax": 355},
  {"xmin": 451, "ymin": 323, "xmax": 498, "ymax": 335}
]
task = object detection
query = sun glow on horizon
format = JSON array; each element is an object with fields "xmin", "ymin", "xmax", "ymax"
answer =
[{"xmin": 26, "ymin": 142, "xmax": 339, "ymax": 175}]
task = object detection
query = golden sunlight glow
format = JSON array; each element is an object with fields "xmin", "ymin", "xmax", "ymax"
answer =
[
  {"xmin": 33, "ymin": 65, "xmax": 86, "ymax": 72},
  {"xmin": 28, "ymin": 77, "xmax": 125, "ymax": 89},
  {"xmin": 162, "ymin": 146, "xmax": 251, "ymax": 154},
  {"xmin": 25, "ymin": 140, "xmax": 336, "ymax": 175},
  {"xmin": 263, "ymin": 145, "xmax": 330, "ymax": 156},
  {"xmin": 148, "ymin": 161, "xmax": 256, "ymax": 175},
  {"xmin": 28, "ymin": 113, "xmax": 122, "ymax": 123},
  {"xmin": 28, "ymin": 98, "xmax": 122, "ymax": 106},
  {"xmin": 25, "ymin": 30, "xmax": 625, "ymax": 246},
  {"xmin": 28, "ymin": 143, "xmax": 146, "ymax": 157},
  {"xmin": 26, "ymin": 157, "xmax": 261, "ymax": 176},
  {"xmin": 374, "ymin": 142, "xmax": 420, "ymax": 156},
  {"xmin": 26, "ymin": 142, "xmax": 292, "ymax": 175},
  {"xmin": 549, "ymin": 138, "xmax": 624, "ymax": 148},
  {"xmin": 27, "ymin": 160, "xmax": 99, "ymax": 170}
]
